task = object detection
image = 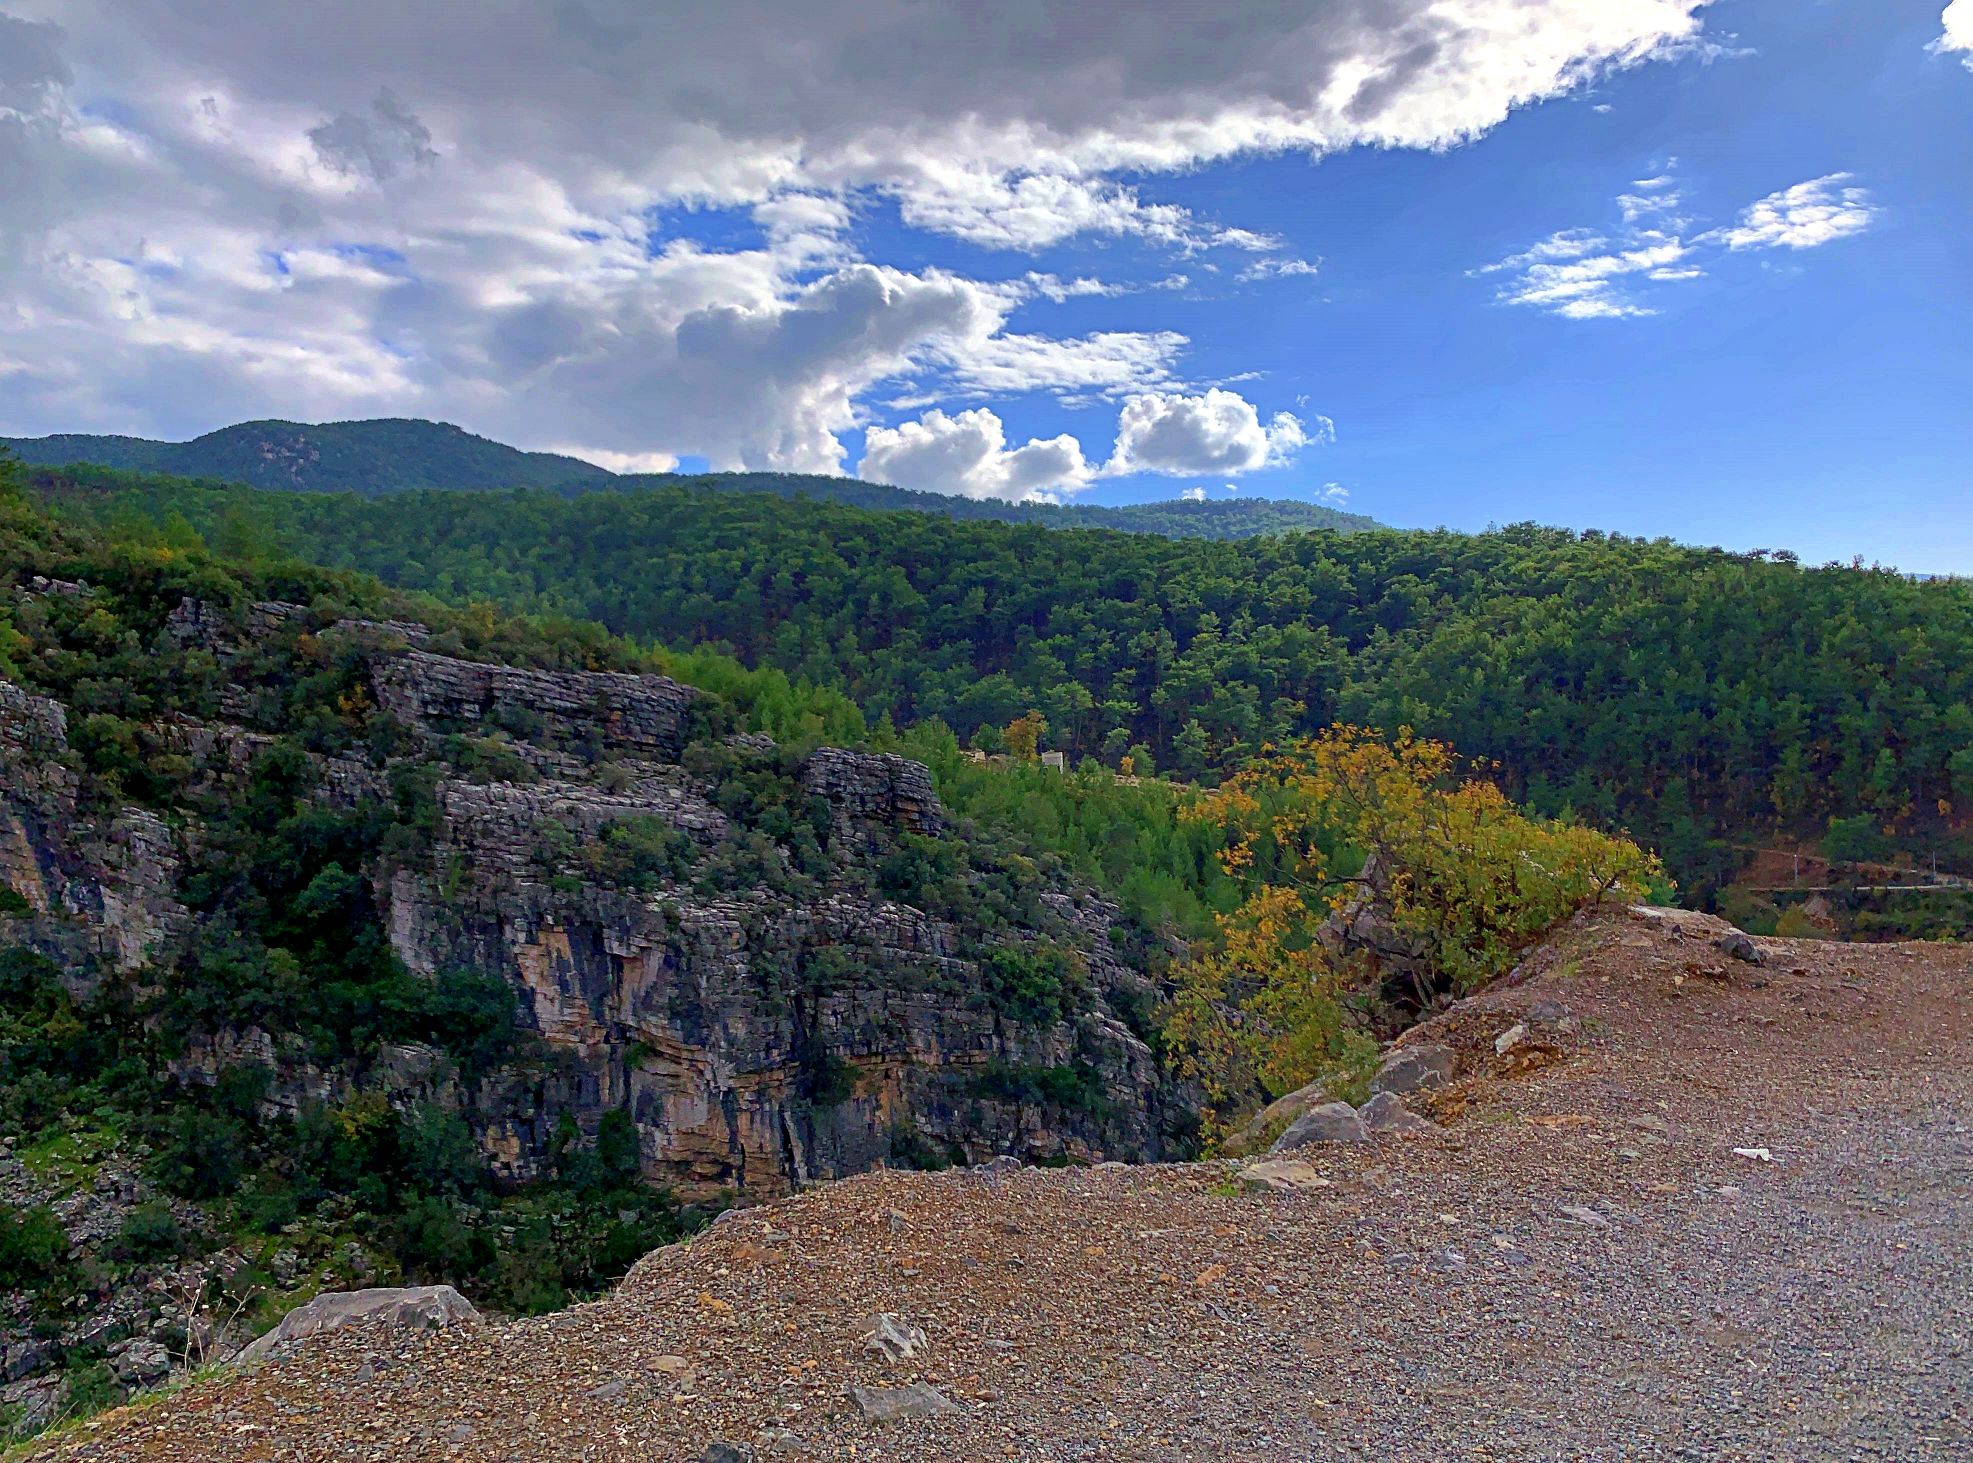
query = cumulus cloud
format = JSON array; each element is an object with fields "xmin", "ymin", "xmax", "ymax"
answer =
[
  {"xmin": 0, "ymin": 0, "xmax": 1717, "ymax": 462},
  {"xmin": 1105, "ymin": 388, "xmax": 1321, "ymax": 477},
  {"xmin": 1709, "ymin": 174, "xmax": 1877, "ymax": 251},
  {"xmin": 861, "ymin": 406, "xmax": 1092, "ymax": 501},
  {"xmin": 1181, "ymin": 486, "xmax": 1207, "ymax": 502},
  {"xmin": 1480, "ymin": 168, "xmax": 1875, "ymax": 319},
  {"xmin": 1938, "ymin": 1, "xmax": 1973, "ymax": 68}
]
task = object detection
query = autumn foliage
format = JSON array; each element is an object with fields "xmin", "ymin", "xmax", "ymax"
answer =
[{"xmin": 1166, "ymin": 727, "xmax": 1661, "ymax": 1131}]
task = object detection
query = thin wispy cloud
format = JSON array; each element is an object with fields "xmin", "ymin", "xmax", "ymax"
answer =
[{"xmin": 1478, "ymin": 169, "xmax": 1877, "ymax": 320}]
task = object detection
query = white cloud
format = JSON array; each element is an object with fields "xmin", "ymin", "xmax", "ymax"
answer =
[
  {"xmin": 860, "ymin": 406, "xmax": 1092, "ymax": 501},
  {"xmin": 0, "ymin": 0, "xmax": 1718, "ymax": 463},
  {"xmin": 1481, "ymin": 167, "xmax": 1874, "ymax": 319},
  {"xmin": 1181, "ymin": 486, "xmax": 1207, "ymax": 502},
  {"xmin": 1105, "ymin": 388, "xmax": 1320, "ymax": 477},
  {"xmin": 554, "ymin": 445, "xmax": 679, "ymax": 474},
  {"xmin": 1023, "ymin": 271, "xmax": 1189, "ymax": 303},
  {"xmin": 1319, "ymin": 481, "xmax": 1349, "ymax": 505},
  {"xmin": 1709, "ymin": 174, "xmax": 1877, "ymax": 251},
  {"xmin": 1938, "ymin": 1, "xmax": 1973, "ymax": 68},
  {"xmin": 1238, "ymin": 256, "xmax": 1322, "ymax": 282}
]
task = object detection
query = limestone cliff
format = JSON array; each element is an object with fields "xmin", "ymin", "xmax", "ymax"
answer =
[{"xmin": 2, "ymin": 599, "xmax": 1185, "ymax": 1200}]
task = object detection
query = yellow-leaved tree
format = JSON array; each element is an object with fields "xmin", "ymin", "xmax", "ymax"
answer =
[{"xmin": 1166, "ymin": 726, "xmax": 1662, "ymax": 1137}]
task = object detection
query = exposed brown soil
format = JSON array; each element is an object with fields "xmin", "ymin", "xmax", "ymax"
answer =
[{"xmin": 28, "ymin": 906, "xmax": 1973, "ymax": 1462}]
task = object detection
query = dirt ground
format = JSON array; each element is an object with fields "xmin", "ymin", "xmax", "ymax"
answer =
[{"xmin": 27, "ymin": 905, "xmax": 1973, "ymax": 1462}]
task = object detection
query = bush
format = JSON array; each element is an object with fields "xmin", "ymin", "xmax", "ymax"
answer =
[
  {"xmin": 1169, "ymin": 727, "xmax": 1660, "ymax": 1130},
  {"xmin": 0, "ymin": 1202, "xmax": 67, "ymax": 1289},
  {"xmin": 1774, "ymin": 907, "xmax": 1828, "ymax": 939},
  {"xmin": 112, "ymin": 1201, "xmax": 186, "ymax": 1264},
  {"xmin": 1717, "ymin": 886, "xmax": 1781, "ymax": 937}
]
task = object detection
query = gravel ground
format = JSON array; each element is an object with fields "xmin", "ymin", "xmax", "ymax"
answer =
[{"xmin": 27, "ymin": 907, "xmax": 1972, "ymax": 1462}]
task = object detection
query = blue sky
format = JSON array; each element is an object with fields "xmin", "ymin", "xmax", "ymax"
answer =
[
  {"xmin": 2, "ymin": 0, "xmax": 1969, "ymax": 568},
  {"xmin": 840, "ymin": 0, "xmax": 1973, "ymax": 569}
]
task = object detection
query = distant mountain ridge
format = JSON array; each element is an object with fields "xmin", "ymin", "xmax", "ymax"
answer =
[
  {"xmin": 631, "ymin": 470, "xmax": 1383, "ymax": 538},
  {"xmin": 0, "ymin": 418, "xmax": 613, "ymax": 496},
  {"xmin": 3, "ymin": 416, "xmax": 1383, "ymax": 538}
]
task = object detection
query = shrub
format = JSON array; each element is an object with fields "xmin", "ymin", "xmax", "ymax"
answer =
[
  {"xmin": 1774, "ymin": 907, "xmax": 1827, "ymax": 939},
  {"xmin": 1169, "ymin": 726, "xmax": 1659, "ymax": 1130},
  {"xmin": 0, "ymin": 1202, "xmax": 67, "ymax": 1289},
  {"xmin": 112, "ymin": 1201, "xmax": 186, "ymax": 1264}
]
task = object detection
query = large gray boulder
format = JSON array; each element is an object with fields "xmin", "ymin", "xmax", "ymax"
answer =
[
  {"xmin": 1367, "ymin": 1042, "xmax": 1455, "ymax": 1099},
  {"xmin": 238, "ymin": 1286, "xmax": 480, "ymax": 1365},
  {"xmin": 1269, "ymin": 1101, "xmax": 1368, "ymax": 1151}
]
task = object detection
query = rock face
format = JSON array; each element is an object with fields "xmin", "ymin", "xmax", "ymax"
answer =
[
  {"xmin": 237, "ymin": 1286, "xmax": 480, "ymax": 1364},
  {"xmin": 0, "ymin": 680, "xmax": 187, "ymax": 975},
  {"xmin": 4, "ymin": 598, "xmax": 1184, "ymax": 1204}
]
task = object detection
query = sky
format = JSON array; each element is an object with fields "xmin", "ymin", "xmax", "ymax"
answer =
[{"xmin": 0, "ymin": 1, "xmax": 1968, "ymax": 569}]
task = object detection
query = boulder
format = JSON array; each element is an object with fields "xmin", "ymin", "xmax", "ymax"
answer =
[
  {"xmin": 1269, "ymin": 1101, "xmax": 1368, "ymax": 1152},
  {"xmin": 1367, "ymin": 1042, "xmax": 1455, "ymax": 1099},
  {"xmin": 238, "ymin": 1285, "xmax": 480, "ymax": 1365},
  {"xmin": 110, "ymin": 1340, "xmax": 172, "ymax": 1385},
  {"xmin": 1357, "ymin": 1091, "xmax": 1437, "ymax": 1136},
  {"xmin": 1221, "ymin": 1078, "xmax": 1333, "ymax": 1158}
]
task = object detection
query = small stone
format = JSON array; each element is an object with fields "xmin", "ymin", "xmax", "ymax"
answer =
[
  {"xmin": 587, "ymin": 1377, "xmax": 628, "ymax": 1401},
  {"xmin": 1559, "ymin": 1205, "xmax": 1611, "ymax": 1229},
  {"xmin": 861, "ymin": 1313, "xmax": 927, "ymax": 1364},
  {"xmin": 704, "ymin": 1443, "xmax": 755, "ymax": 1463},
  {"xmin": 1495, "ymin": 1023, "xmax": 1529, "ymax": 1056},
  {"xmin": 850, "ymin": 1381, "xmax": 958, "ymax": 1421},
  {"xmin": 1716, "ymin": 931, "xmax": 1764, "ymax": 964},
  {"xmin": 755, "ymin": 1428, "xmax": 801, "ymax": 1455}
]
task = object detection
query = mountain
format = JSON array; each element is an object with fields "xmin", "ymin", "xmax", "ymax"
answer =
[
  {"xmin": 1, "ymin": 418, "xmax": 1382, "ymax": 538},
  {"xmin": 0, "ymin": 419, "xmax": 613, "ymax": 496}
]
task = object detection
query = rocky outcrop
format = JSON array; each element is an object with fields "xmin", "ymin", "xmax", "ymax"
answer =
[
  {"xmin": 0, "ymin": 680, "xmax": 186, "ymax": 974},
  {"xmin": 11, "ymin": 601, "xmax": 1181, "ymax": 1204},
  {"xmin": 799, "ymin": 748, "xmax": 944, "ymax": 839},
  {"xmin": 372, "ymin": 649, "xmax": 699, "ymax": 760}
]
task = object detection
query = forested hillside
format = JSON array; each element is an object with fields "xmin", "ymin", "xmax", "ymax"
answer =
[
  {"xmin": 0, "ymin": 420, "xmax": 612, "ymax": 497},
  {"xmin": 42, "ymin": 469, "xmax": 1973, "ymax": 897}
]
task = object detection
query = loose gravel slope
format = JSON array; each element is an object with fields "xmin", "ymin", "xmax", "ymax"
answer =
[{"xmin": 28, "ymin": 907, "xmax": 1973, "ymax": 1462}]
